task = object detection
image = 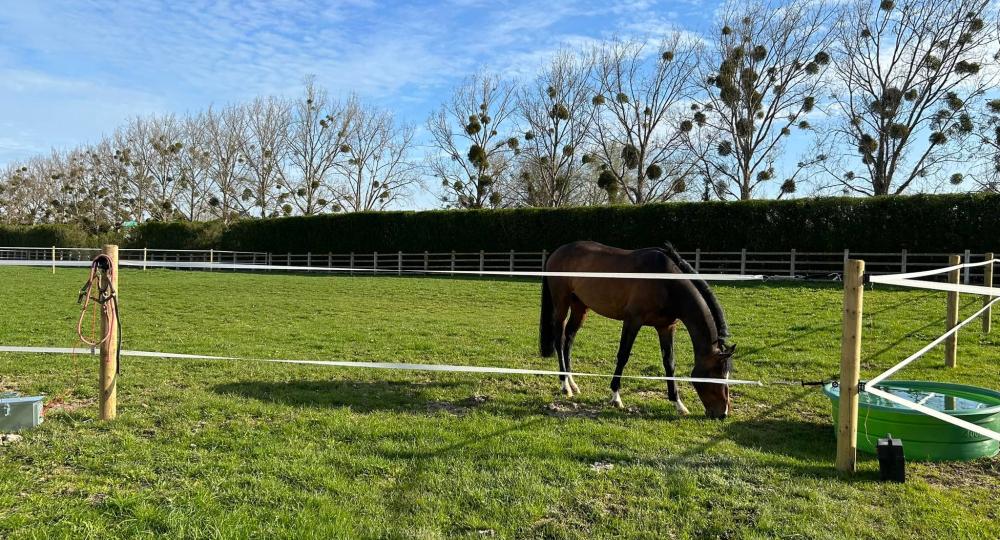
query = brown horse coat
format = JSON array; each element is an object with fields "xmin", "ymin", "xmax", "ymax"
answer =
[{"xmin": 539, "ymin": 241, "xmax": 735, "ymax": 418}]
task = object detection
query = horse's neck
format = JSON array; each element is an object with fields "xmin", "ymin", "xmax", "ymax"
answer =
[{"xmin": 678, "ymin": 294, "xmax": 718, "ymax": 358}]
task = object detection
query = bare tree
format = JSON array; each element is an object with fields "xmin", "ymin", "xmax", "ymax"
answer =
[
  {"xmin": 690, "ymin": 0, "xmax": 833, "ymax": 200},
  {"xmin": 428, "ymin": 72, "xmax": 517, "ymax": 208},
  {"xmin": 173, "ymin": 114, "xmax": 215, "ymax": 221},
  {"xmin": 236, "ymin": 96, "xmax": 291, "ymax": 218},
  {"xmin": 285, "ymin": 80, "xmax": 355, "ymax": 216},
  {"xmin": 0, "ymin": 159, "xmax": 58, "ymax": 224},
  {"xmin": 590, "ymin": 35, "xmax": 701, "ymax": 203},
  {"xmin": 202, "ymin": 105, "xmax": 246, "ymax": 223},
  {"xmin": 964, "ymin": 97, "xmax": 1000, "ymax": 192},
  {"xmin": 123, "ymin": 115, "xmax": 184, "ymax": 221},
  {"xmin": 514, "ymin": 50, "xmax": 596, "ymax": 207},
  {"xmin": 817, "ymin": 0, "xmax": 998, "ymax": 195},
  {"xmin": 333, "ymin": 103, "xmax": 419, "ymax": 212},
  {"xmin": 86, "ymin": 138, "xmax": 133, "ymax": 230},
  {"xmin": 116, "ymin": 118, "xmax": 158, "ymax": 222}
]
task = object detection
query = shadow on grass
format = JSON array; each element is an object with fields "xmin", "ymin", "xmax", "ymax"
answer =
[
  {"xmin": 213, "ymin": 379, "xmax": 469, "ymax": 413},
  {"xmin": 722, "ymin": 418, "xmax": 834, "ymax": 461},
  {"xmin": 213, "ymin": 377, "xmax": 689, "ymax": 421}
]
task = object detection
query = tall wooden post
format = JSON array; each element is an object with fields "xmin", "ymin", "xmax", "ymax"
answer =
[
  {"xmin": 51, "ymin": 246, "xmax": 56, "ymax": 274},
  {"xmin": 99, "ymin": 244, "xmax": 119, "ymax": 421},
  {"xmin": 142, "ymin": 247, "xmax": 148, "ymax": 271},
  {"xmin": 963, "ymin": 249, "xmax": 971, "ymax": 284},
  {"xmin": 983, "ymin": 252, "xmax": 994, "ymax": 334},
  {"xmin": 836, "ymin": 259, "xmax": 865, "ymax": 473},
  {"xmin": 945, "ymin": 254, "xmax": 961, "ymax": 368}
]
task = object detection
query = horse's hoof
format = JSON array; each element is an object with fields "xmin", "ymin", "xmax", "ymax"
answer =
[
  {"xmin": 610, "ymin": 393, "xmax": 624, "ymax": 408},
  {"xmin": 561, "ymin": 385, "xmax": 574, "ymax": 398},
  {"xmin": 569, "ymin": 381, "xmax": 580, "ymax": 394},
  {"xmin": 673, "ymin": 400, "xmax": 690, "ymax": 416}
]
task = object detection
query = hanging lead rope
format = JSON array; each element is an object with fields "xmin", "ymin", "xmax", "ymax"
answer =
[{"xmin": 75, "ymin": 254, "xmax": 122, "ymax": 373}]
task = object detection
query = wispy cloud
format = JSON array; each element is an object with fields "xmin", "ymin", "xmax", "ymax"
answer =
[{"xmin": 0, "ymin": 0, "xmax": 719, "ymax": 168}]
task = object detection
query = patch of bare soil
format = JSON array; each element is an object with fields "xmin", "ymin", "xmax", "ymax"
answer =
[
  {"xmin": 44, "ymin": 395, "xmax": 96, "ymax": 415},
  {"xmin": 426, "ymin": 393, "xmax": 491, "ymax": 415},
  {"xmin": 916, "ymin": 458, "xmax": 1000, "ymax": 490}
]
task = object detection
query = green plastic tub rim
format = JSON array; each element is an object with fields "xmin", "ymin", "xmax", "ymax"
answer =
[
  {"xmin": 823, "ymin": 380, "xmax": 1000, "ymax": 461},
  {"xmin": 824, "ymin": 380, "xmax": 1000, "ymax": 416}
]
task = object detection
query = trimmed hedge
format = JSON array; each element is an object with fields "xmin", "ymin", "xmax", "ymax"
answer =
[
  {"xmin": 126, "ymin": 221, "xmax": 224, "ymax": 250},
  {"xmin": 3, "ymin": 194, "xmax": 998, "ymax": 252},
  {"xmin": 0, "ymin": 224, "xmax": 109, "ymax": 248},
  {"xmin": 218, "ymin": 194, "xmax": 999, "ymax": 253}
]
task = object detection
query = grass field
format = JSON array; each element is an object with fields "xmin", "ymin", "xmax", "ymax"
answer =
[{"xmin": 1, "ymin": 267, "xmax": 998, "ymax": 539}]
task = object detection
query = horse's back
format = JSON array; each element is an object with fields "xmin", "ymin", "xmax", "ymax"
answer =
[
  {"xmin": 545, "ymin": 241, "xmax": 676, "ymax": 323},
  {"xmin": 546, "ymin": 241, "xmax": 669, "ymax": 273}
]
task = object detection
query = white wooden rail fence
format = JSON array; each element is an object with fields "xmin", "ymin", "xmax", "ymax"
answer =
[{"xmin": 0, "ymin": 246, "xmax": 993, "ymax": 282}]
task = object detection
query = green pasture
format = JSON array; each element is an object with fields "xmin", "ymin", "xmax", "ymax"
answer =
[{"xmin": 0, "ymin": 267, "xmax": 997, "ymax": 538}]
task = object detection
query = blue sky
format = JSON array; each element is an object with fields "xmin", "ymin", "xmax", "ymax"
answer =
[{"xmin": 1, "ymin": 0, "xmax": 720, "ymax": 203}]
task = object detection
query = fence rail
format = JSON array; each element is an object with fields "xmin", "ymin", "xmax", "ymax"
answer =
[{"xmin": 0, "ymin": 246, "xmax": 994, "ymax": 283}]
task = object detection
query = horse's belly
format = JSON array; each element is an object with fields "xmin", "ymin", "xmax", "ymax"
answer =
[{"xmin": 571, "ymin": 282, "xmax": 630, "ymax": 321}]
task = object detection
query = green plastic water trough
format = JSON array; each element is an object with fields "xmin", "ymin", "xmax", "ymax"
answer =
[{"xmin": 824, "ymin": 380, "xmax": 1000, "ymax": 461}]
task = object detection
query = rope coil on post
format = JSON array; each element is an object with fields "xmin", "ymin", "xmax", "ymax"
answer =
[{"xmin": 76, "ymin": 254, "xmax": 122, "ymax": 373}]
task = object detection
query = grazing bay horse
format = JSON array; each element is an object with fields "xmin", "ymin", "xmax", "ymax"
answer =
[{"xmin": 539, "ymin": 241, "xmax": 736, "ymax": 419}]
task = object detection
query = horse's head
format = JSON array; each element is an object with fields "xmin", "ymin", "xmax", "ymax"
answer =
[{"xmin": 691, "ymin": 341, "xmax": 736, "ymax": 420}]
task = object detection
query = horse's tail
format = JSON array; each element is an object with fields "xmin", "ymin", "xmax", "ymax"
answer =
[{"xmin": 540, "ymin": 276, "xmax": 556, "ymax": 357}]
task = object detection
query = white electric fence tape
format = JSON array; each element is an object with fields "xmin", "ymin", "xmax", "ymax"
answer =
[
  {"xmin": 864, "ymin": 385, "xmax": 1000, "ymax": 442},
  {"xmin": 866, "ymin": 296, "xmax": 1000, "ymax": 388},
  {"xmin": 870, "ymin": 277, "xmax": 1000, "ymax": 297},
  {"xmin": 0, "ymin": 258, "xmax": 765, "ymax": 281},
  {"xmin": 873, "ymin": 258, "xmax": 997, "ymax": 281},
  {"xmin": 870, "ymin": 258, "xmax": 999, "ymax": 296},
  {"xmin": 0, "ymin": 346, "xmax": 762, "ymax": 386}
]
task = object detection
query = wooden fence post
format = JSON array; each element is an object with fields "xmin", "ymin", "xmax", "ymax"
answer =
[
  {"xmin": 373, "ymin": 251, "xmax": 378, "ymax": 275},
  {"xmin": 328, "ymin": 252, "xmax": 332, "ymax": 268},
  {"xmin": 307, "ymin": 251, "xmax": 312, "ymax": 267},
  {"xmin": 100, "ymin": 244, "xmax": 119, "ymax": 421},
  {"xmin": 51, "ymin": 246, "xmax": 56, "ymax": 274},
  {"xmin": 509, "ymin": 249, "xmax": 515, "ymax": 272},
  {"xmin": 398, "ymin": 251, "xmax": 403, "ymax": 276},
  {"xmin": 945, "ymin": 254, "xmax": 961, "ymax": 368},
  {"xmin": 349, "ymin": 252, "xmax": 355, "ymax": 275},
  {"xmin": 541, "ymin": 249, "xmax": 547, "ymax": 270},
  {"xmin": 985, "ymin": 252, "xmax": 994, "ymax": 334},
  {"xmin": 740, "ymin": 248, "xmax": 747, "ymax": 275},
  {"xmin": 479, "ymin": 250, "xmax": 485, "ymax": 275},
  {"xmin": 963, "ymin": 249, "xmax": 971, "ymax": 285},
  {"xmin": 901, "ymin": 249, "xmax": 907, "ymax": 273},
  {"xmin": 143, "ymin": 247, "xmax": 148, "ymax": 271},
  {"xmin": 789, "ymin": 248, "xmax": 796, "ymax": 277},
  {"xmin": 450, "ymin": 251, "xmax": 456, "ymax": 276},
  {"xmin": 695, "ymin": 249, "xmax": 701, "ymax": 272},
  {"xmin": 836, "ymin": 258, "xmax": 865, "ymax": 473},
  {"xmin": 286, "ymin": 252, "xmax": 291, "ymax": 267},
  {"xmin": 423, "ymin": 251, "xmax": 429, "ymax": 274}
]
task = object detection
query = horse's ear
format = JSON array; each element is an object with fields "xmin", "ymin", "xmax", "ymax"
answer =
[{"xmin": 722, "ymin": 343, "xmax": 737, "ymax": 356}]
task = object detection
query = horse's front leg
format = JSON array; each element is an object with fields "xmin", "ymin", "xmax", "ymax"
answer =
[
  {"xmin": 657, "ymin": 324, "xmax": 689, "ymax": 415},
  {"xmin": 609, "ymin": 319, "xmax": 641, "ymax": 408}
]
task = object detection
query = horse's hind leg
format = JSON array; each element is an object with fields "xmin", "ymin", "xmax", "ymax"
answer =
[
  {"xmin": 562, "ymin": 299, "xmax": 587, "ymax": 394},
  {"xmin": 609, "ymin": 319, "xmax": 641, "ymax": 408},
  {"xmin": 657, "ymin": 324, "xmax": 689, "ymax": 415},
  {"xmin": 550, "ymin": 294, "xmax": 573, "ymax": 397}
]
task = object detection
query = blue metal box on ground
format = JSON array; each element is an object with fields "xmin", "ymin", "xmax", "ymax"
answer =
[{"xmin": 0, "ymin": 394, "xmax": 44, "ymax": 432}]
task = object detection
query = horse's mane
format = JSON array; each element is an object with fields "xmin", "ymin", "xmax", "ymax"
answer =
[{"xmin": 660, "ymin": 243, "xmax": 731, "ymax": 340}]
